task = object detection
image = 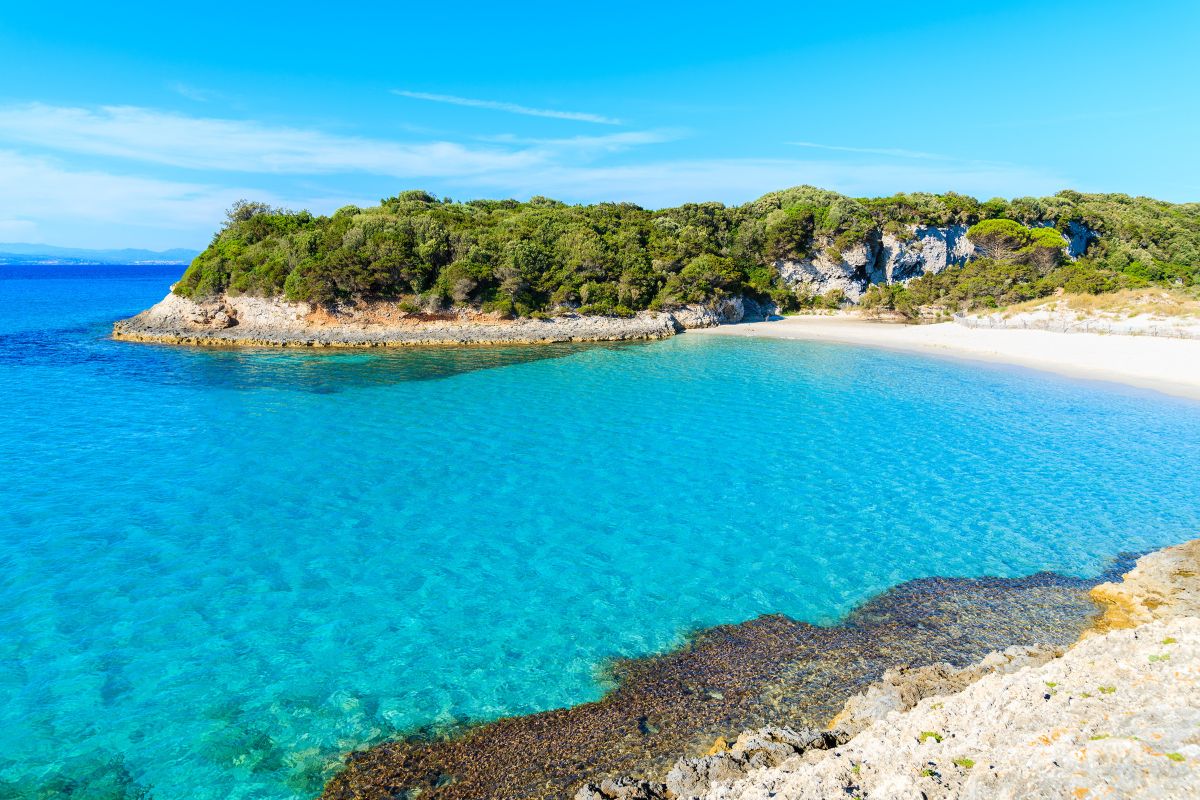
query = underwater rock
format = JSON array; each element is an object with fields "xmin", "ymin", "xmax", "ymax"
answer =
[{"xmin": 320, "ymin": 565, "xmax": 1125, "ymax": 800}]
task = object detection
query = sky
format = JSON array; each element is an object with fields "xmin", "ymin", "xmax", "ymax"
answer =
[{"xmin": 0, "ymin": 0, "xmax": 1197, "ymax": 250}]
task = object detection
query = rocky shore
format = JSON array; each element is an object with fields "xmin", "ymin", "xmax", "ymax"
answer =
[
  {"xmin": 319, "ymin": 562, "xmax": 1140, "ymax": 800},
  {"xmin": 112, "ymin": 292, "xmax": 770, "ymax": 347},
  {"xmin": 576, "ymin": 538, "xmax": 1200, "ymax": 800}
]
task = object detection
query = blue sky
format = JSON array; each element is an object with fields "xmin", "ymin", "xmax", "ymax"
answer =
[{"xmin": 0, "ymin": 0, "xmax": 1196, "ymax": 249}]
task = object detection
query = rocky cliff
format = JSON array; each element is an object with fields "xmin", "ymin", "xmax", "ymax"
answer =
[
  {"xmin": 775, "ymin": 223, "xmax": 1093, "ymax": 303},
  {"xmin": 576, "ymin": 538, "xmax": 1200, "ymax": 800}
]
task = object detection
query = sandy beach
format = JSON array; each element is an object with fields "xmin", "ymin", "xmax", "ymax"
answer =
[{"xmin": 691, "ymin": 316, "xmax": 1200, "ymax": 400}]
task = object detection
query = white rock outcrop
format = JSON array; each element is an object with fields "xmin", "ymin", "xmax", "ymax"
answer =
[
  {"xmin": 113, "ymin": 292, "xmax": 777, "ymax": 347},
  {"xmin": 776, "ymin": 222, "xmax": 1093, "ymax": 304},
  {"xmin": 775, "ymin": 241, "xmax": 879, "ymax": 302},
  {"xmin": 577, "ymin": 538, "xmax": 1200, "ymax": 800},
  {"xmin": 776, "ymin": 226, "xmax": 975, "ymax": 302},
  {"xmin": 871, "ymin": 225, "xmax": 976, "ymax": 284},
  {"xmin": 700, "ymin": 617, "xmax": 1199, "ymax": 800},
  {"xmin": 956, "ymin": 309, "xmax": 1200, "ymax": 339}
]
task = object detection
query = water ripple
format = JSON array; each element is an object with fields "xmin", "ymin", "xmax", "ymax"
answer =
[{"xmin": 2, "ymin": 267, "xmax": 1199, "ymax": 799}]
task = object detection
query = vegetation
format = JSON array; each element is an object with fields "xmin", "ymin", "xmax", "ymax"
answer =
[
  {"xmin": 998, "ymin": 288, "xmax": 1200, "ymax": 319},
  {"xmin": 175, "ymin": 188, "xmax": 1200, "ymax": 318},
  {"xmin": 862, "ymin": 192, "xmax": 1200, "ymax": 316}
]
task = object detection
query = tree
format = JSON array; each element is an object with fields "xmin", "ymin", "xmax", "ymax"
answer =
[
  {"xmin": 225, "ymin": 199, "xmax": 277, "ymax": 227},
  {"xmin": 966, "ymin": 219, "xmax": 1032, "ymax": 260}
]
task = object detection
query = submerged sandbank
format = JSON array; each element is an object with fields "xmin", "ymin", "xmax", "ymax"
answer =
[{"xmin": 691, "ymin": 315, "xmax": 1200, "ymax": 400}]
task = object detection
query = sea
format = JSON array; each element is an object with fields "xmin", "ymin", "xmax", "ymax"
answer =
[{"xmin": 2, "ymin": 264, "xmax": 1199, "ymax": 799}]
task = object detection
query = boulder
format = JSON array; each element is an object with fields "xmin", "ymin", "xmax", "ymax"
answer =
[
  {"xmin": 669, "ymin": 297, "xmax": 776, "ymax": 330},
  {"xmin": 665, "ymin": 727, "xmax": 848, "ymax": 798},
  {"xmin": 573, "ymin": 777, "xmax": 667, "ymax": 800}
]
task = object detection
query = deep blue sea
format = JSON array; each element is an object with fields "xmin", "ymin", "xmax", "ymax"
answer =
[{"xmin": 3, "ymin": 265, "xmax": 1200, "ymax": 799}]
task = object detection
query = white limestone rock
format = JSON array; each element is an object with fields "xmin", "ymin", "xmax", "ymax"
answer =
[
  {"xmin": 702, "ymin": 617, "xmax": 1200, "ymax": 800},
  {"xmin": 775, "ymin": 242, "xmax": 878, "ymax": 303}
]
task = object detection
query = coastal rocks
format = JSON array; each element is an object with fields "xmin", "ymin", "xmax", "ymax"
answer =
[
  {"xmin": 631, "ymin": 538, "xmax": 1200, "ymax": 800},
  {"xmin": 574, "ymin": 777, "xmax": 668, "ymax": 800},
  {"xmin": 114, "ymin": 292, "xmax": 781, "ymax": 347},
  {"xmin": 191, "ymin": 304, "xmax": 238, "ymax": 328},
  {"xmin": 576, "ymin": 728, "xmax": 848, "ymax": 800},
  {"xmin": 320, "ymin": 569, "xmax": 1110, "ymax": 800},
  {"xmin": 954, "ymin": 308, "xmax": 1200, "ymax": 339},
  {"xmin": 114, "ymin": 292, "xmax": 682, "ymax": 347},
  {"xmin": 1087, "ymin": 538, "xmax": 1200, "ymax": 635},
  {"xmin": 663, "ymin": 728, "xmax": 848, "ymax": 799},
  {"xmin": 871, "ymin": 226, "xmax": 975, "ymax": 284},
  {"xmin": 117, "ymin": 291, "xmax": 311, "ymax": 339},
  {"xmin": 698, "ymin": 617, "xmax": 1200, "ymax": 800},
  {"xmin": 775, "ymin": 241, "xmax": 878, "ymax": 303},
  {"xmin": 669, "ymin": 305, "xmax": 723, "ymax": 330},
  {"xmin": 829, "ymin": 644, "xmax": 1063, "ymax": 735},
  {"xmin": 670, "ymin": 298, "xmax": 776, "ymax": 330}
]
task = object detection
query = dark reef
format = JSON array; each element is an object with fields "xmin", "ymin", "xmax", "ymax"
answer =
[{"xmin": 321, "ymin": 559, "xmax": 1133, "ymax": 800}]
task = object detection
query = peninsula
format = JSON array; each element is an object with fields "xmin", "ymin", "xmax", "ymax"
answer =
[{"xmin": 114, "ymin": 188, "xmax": 1199, "ymax": 352}]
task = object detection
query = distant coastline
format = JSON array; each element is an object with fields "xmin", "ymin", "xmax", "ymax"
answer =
[{"xmin": 0, "ymin": 243, "xmax": 198, "ymax": 266}]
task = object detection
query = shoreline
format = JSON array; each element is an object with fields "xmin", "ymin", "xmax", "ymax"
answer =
[
  {"xmin": 320, "ymin": 560, "xmax": 1132, "ymax": 800},
  {"xmin": 690, "ymin": 315, "xmax": 1200, "ymax": 401},
  {"xmin": 110, "ymin": 292, "xmax": 746, "ymax": 348},
  {"xmin": 115, "ymin": 293, "xmax": 1200, "ymax": 400},
  {"xmin": 577, "ymin": 537, "xmax": 1199, "ymax": 800}
]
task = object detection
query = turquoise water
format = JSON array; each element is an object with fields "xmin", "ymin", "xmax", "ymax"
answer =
[{"xmin": 3, "ymin": 265, "xmax": 1200, "ymax": 799}]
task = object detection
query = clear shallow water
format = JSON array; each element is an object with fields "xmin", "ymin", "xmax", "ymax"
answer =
[{"xmin": 2, "ymin": 265, "xmax": 1200, "ymax": 800}]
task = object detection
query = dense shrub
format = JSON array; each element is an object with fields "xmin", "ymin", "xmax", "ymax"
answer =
[{"xmin": 175, "ymin": 187, "xmax": 1200, "ymax": 317}]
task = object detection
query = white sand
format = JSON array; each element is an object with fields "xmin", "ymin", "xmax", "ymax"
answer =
[{"xmin": 690, "ymin": 316, "xmax": 1200, "ymax": 400}]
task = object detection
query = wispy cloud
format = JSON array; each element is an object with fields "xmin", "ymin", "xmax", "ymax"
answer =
[
  {"xmin": 461, "ymin": 158, "xmax": 1073, "ymax": 209},
  {"xmin": 167, "ymin": 82, "xmax": 221, "ymax": 103},
  {"xmin": 0, "ymin": 150, "xmax": 264, "ymax": 226},
  {"xmin": 478, "ymin": 129, "xmax": 679, "ymax": 153},
  {"xmin": 0, "ymin": 218, "xmax": 37, "ymax": 239},
  {"xmin": 787, "ymin": 141, "xmax": 950, "ymax": 161},
  {"xmin": 0, "ymin": 101, "xmax": 1075, "ymax": 248},
  {"xmin": 392, "ymin": 90, "xmax": 621, "ymax": 125},
  {"xmin": 0, "ymin": 149, "xmax": 361, "ymax": 248},
  {"xmin": 0, "ymin": 103, "xmax": 541, "ymax": 176}
]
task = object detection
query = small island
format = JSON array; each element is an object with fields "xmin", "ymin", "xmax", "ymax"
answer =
[{"xmin": 114, "ymin": 187, "xmax": 1199, "ymax": 348}]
